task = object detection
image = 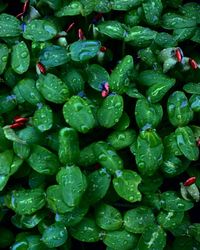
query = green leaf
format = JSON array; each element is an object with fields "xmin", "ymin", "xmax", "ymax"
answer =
[
  {"xmin": 61, "ymin": 67, "xmax": 85, "ymax": 95},
  {"xmin": 190, "ymin": 95, "xmax": 200, "ymax": 112},
  {"xmin": 11, "ymin": 41, "xmax": 30, "ymax": 74},
  {"xmin": 56, "ymin": 166, "xmax": 87, "ymax": 207},
  {"xmin": 135, "ymin": 130, "xmax": 164, "ymax": 176},
  {"xmin": 137, "ymin": 224, "xmax": 166, "ymax": 250},
  {"xmin": 13, "ymin": 141, "xmax": 30, "ymax": 159},
  {"xmin": 161, "ymin": 155, "xmax": 190, "ymax": 177},
  {"xmin": 0, "ymin": 14, "xmax": 21, "ymax": 37},
  {"xmin": 180, "ymin": 2, "xmax": 200, "ymax": 23},
  {"xmin": 135, "ymin": 98, "xmax": 163, "ymax": 129},
  {"xmin": 39, "ymin": 45, "xmax": 70, "ymax": 67},
  {"xmin": 46, "ymin": 185, "xmax": 73, "ymax": 214},
  {"xmin": 160, "ymin": 191, "xmax": 194, "ymax": 212},
  {"xmin": 113, "ymin": 169, "xmax": 142, "ymax": 202},
  {"xmin": 138, "ymin": 70, "xmax": 176, "ymax": 87},
  {"xmin": 124, "ymin": 206, "xmax": 155, "ymax": 233},
  {"xmin": 5, "ymin": 188, "xmax": 45, "ymax": 215},
  {"xmin": 125, "ymin": 26, "xmax": 157, "ymax": 47},
  {"xmin": 107, "ymin": 129, "xmax": 136, "ymax": 150},
  {"xmin": 33, "ymin": 105, "xmax": 53, "ymax": 132},
  {"xmin": 86, "ymin": 64, "xmax": 109, "ymax": 91},
  {"xmin": 70, "ymin": 217, "xmax": 101, "ymax": 242},
  {"xmin": 143, "ymin": 0, "xmax": 163, "ymax": 26},
  {"xmin": 97, "ymin": 94, "xmax": 124, "ymax": 128},
  {"xmin": 42, "ymin": 222, "xmax": 68, "ymax": 248},
  {"xmin": 58, "ymin": 127, "xmax": 80, "ymax": 165},
  {"xmin": 78, "ymin": 142, "xmax": 97, "ymax": 167},
  {"xmin": 63, "ymin": 96, "xmax": 96, "ymax": 133},
  {"xmin": 175, "ymin": 126, "xmax": 199, "ymax": 161},
  {"xmin": 55, "ymin": 1, "xmax": 82, "ymax": 16},
  {"xmin": 94, "ymin": 0, "xmax": 111, "ymax": 12},
  {"xmin": 0, "ymin": 149, "xmax": 13, "ymax": 175},
  {"xmin": 0, "ymin": 94, "xmax": 17, "ymax": 114},
  {"xmin": 183, "ymin": 82, "xmax": 200, "ymax": 95},
  {"xmin": 14, "ymin": 78, "xmax": 44, "ymax": 105},
  {"xmin": 157, "ymin": 210, "xmax": 184, "ymax": 230},
  {"xmin": 103, "ymin": 229, "xmax": 138, "ymax": 250},
  {"xmin": 69, "ymin": 40, "xmax": 101, "ymax": 61},
  {"xmin": 167, "ymin": 91, "xmax": 193, "ymax": 127},
  {"xmin": 84, "ymin": 169, "xmax": 111, "ymax": 204},
  {"xmin": 20, "ymin": 210, "xmax": 46, "ymax": 229},
  {"xmin": 97, "ymin": 21, "xmax": 126, "ymax": 40},
  {"xmin": 27, "ymin": 145, "xmax": 60, "ymax": 175},
  {"xmin": 93, "ymin": 141, "xmax": 123, "ymax": 174},
  {"xmin": 36, "ymin": 73, "xmax": 70, "ymax": 104},
  {"xmin": 161, "ymin": 13, "xmax": 197, "ymax": 29},
  {"xmin": 146, "ymin": 79, "xmax": 175, "ymax": 103},
  {"xmin": 109, "ymin": 55, "xmax": 134, "ymax": 94},
  {"xmin": 55, "ymin": 199, "xmax": 89, "ymax": 227},
  {"xmin": 95, "ymin": 203, "xmax": 122, "ymax": 230},
  {"xmin": 111, "ymin": 0, "xmax": 142, "ymax": 10},
  {"xmin": 23, "ymin": 19, "xmax": 57, "ymax": 41},
  {"xmin": 3, "ymin": 126, "xmax": 27, "ymax": 144},
  {"xmin": 0, "ymin": 43, "xmax": 9, "ymax": 74}
]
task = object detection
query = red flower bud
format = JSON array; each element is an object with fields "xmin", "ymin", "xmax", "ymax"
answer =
[
  {"xmin": 183, "ymin": 177, "xmax": 196, "ymax": 186},
  {"xmin": 65, "ymin": 22, "xmax": 75, "ymax": 33},
  {"xmin": 100, "ymin": 46, "xmax": 107, "ymax": 52},
  {"xmin": 14, "ymin": 117, "xmax": 28, "ymax": 123},
  {"xmin": 189, "ymin": 58, "xmax": 198, "ymax": 70},
  {"xmin": 37, "ymin": 62, "xmax": 46, "ymax": 75},
  {"xmin": 10, "ymin": 122, "xmax": 25, "ymax": 129},
  {"xmin": 78, "ymin": 28, "xmax": 85, "ymax": 40},
  {"xmin": 175, "ymin": 48, "xmax": 183, "ymax": 63}
]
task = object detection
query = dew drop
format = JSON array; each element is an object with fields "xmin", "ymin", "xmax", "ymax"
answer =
[
  {"xmin": 1, "ymin": 56, "xmax": 7, "ymax": 62},
  {"xmin": 21, "ymin": 51, "xmax": 28, "ymax": 58}
]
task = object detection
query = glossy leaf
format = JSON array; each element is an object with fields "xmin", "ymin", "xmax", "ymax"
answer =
[
  {"xmin": 95, "ymin": 203, "xmax": 122, "ymax": 230},
  {"xmin": 124, "ymin": 206, "xmax": 155, "ymax": 233},
  {"xmin": 39, "ymin": 45, "xmax": 70, "ymax": 67},
  {"xmin": 56, "ymin": 166, "xmax": 87, "ymax": 207},
  {"xmin": 58, "ymin": 127, "xmax": 80, "ymax": 165},
  {"xmin": 135, "ymin": 98, "xmax": 163, "ymax": 129},
  {"xmin": 135, "ymin": 130, "xmax": 164, "ymax": 176},
  {"xmin": 103, "ymin": 229, "xmax": 138, "ymax": 250},
  {"xmin": 160, "ymin": 191, "xmax": 194, "ymax": 212},
  {"xmin": 36, "ymin": 73, "xmax": 70, "ymax": 104},
  {"xmin": 97, "ymin": 94, "xmax": 124, "ymax": 128},
  {"xmin": 143, "ymin": 0, "xmax": 163, "ymax": 26},
  {"xmin": 5, "ymin": 188, "xmax": 45, "ymax": 215},
  {"xmin": 42, "ymin": 222, "xmax": 68, "ymax": 248},
  {"xmin": 93, "ymin": 141, "xmax": 123, "ymax": 174},
  {"xmin": 27, "ymin": 145, "xmax": 60, "ymax": 175},
  {"xmin": 69, "ymin": 40, "xmax": 101, "ymax": 61},
  {"xmin": 23, "ymin": 19, "xmax": 57, "ymax": 41},
  {"xmin": 69, "ymin": 217, "xmax": 101, "ymax": 242},
  {"xmin": 113, "ymin": 169, "xmax": 142, "ymax": 203},
  {"xmin": 11, "ymin": 41, "xmax": 30, "ymax": 74},
  {"xmin": 0, "ymin": 43, "xmax": 9, "ymax": 74},
  {"xmin": 175, "ymin": 126, "xmax": 199, "ymax": 161},
  {"xmin": 137, "ymin": 224, "xmax": 166, "ymax": 250},
  {"xmin": 97, "ymin": 21, "xmax": 126, "ymax": 40},
  {"xmin": 0, "ymin": 14, "xmax": 21, "ymax": 37},
  {"xmin": 33, "ymin": 105, "xmax": 53, "ymax": 132},
  {"xmin": 109, "ymin": 55, "xmax": 134, "ymax": 94},
  {"xmin": 63, "ymin": 96, "xmax": 96, "ymax": 133},
  {"xmin": 84, "ymin": 169, "xmax": 111, "ymax": 204},
  {"xmin": 167, "ymin": 91, "xmax": 193, "ymax": 127}
]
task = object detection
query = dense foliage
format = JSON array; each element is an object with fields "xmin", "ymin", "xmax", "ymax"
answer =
[{"xmin": 0, "ymin": 0, "xmax": 200, "ymax": 249}]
